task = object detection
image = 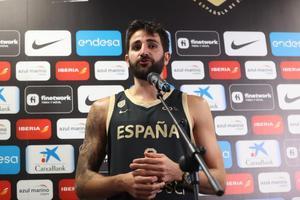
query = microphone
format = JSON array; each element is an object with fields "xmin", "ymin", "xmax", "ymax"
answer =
[{"xmin": 147, "ymin": 72, "xmax": 170, "ymax": 92}]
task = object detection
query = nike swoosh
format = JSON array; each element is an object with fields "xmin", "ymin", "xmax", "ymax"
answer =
[
  {"xmin": 32, "ymin": 39, "xmax": 63, "ymax": 50},
  {"xmin": 231, "ymin": 40, "xmax": 258, "ymax": 50},
  {"xmin": 85, "ymin": 96, "xmax": 96, "ymax": 106},
  {"xmin": 284, "ymin": 94, "xmax": 300, "ymax": 103},
  {"xmin": 119, "ymin": 109, "xmax": 129, "ymax": 114}
]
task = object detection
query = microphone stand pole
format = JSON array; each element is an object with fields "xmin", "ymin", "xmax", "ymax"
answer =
[{"xmin": 155, "ymin": 91, "xmax": 224, "ymax": 199}]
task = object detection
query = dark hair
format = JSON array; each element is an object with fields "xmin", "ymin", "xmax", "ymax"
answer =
[{"xmin": 125, "ymin": 19, "xmax": 169, "ymax": 53}]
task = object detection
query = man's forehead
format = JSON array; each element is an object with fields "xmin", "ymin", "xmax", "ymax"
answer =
[{"xmin": 129, "ymin": 30, "xmax": 161, "ymax": 43}]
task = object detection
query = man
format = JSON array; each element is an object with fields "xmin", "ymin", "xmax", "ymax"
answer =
[{"xmin": 75, "ymin": 19, "xmax": 226, "ymax": 200}]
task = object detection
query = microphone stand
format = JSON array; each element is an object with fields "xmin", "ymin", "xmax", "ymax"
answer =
[{"xmin": 155, "ymin": 90, "xmax": 224, "ymax": 199}]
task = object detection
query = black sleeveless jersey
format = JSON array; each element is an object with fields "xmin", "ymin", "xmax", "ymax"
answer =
[{"xmin": 106, "ymin": 89, "xmax": 194, "ymax": 200}]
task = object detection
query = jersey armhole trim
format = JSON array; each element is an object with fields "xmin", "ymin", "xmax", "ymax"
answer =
[
  {"xmin": 106, "ymin": 95, "xmax": 115, "ymax": 135},
  {"xmin": 182, "ymin": 92, "xmax": 195, "ymax": 144}
]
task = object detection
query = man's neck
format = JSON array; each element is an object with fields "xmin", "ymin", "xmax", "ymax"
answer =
[{"xmin": 129, "ymin": 78, "xmax": 159, "ymax": 101}]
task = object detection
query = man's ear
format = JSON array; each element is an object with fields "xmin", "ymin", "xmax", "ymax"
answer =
[
  {"xmin": 125, "ymin": 54, "xmax": 129, "ymax": 63},
  {"xmin": 163, "ymin": 52, "xmax": 171, "ymax": 66}
]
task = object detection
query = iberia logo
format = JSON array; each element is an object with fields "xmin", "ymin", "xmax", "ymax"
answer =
[
  {"xmin": 209, "ymin": 60, "xmax": 241, "ymax": 79},
  {"xmin": 192, "ymin": 0, "xmax": 244, "ymax": 16},
  {"xmin": 0, "ymin": 61, "xmax": 11, "ymax": 81},
  {"xmin": 252, "ymin": 115, "xmax": 283, "ymax": 135},
  {"xmin": 225, "ymin": 173, "xmax": 254, "ymax": 195},
  {"xmin": 59, "ymin": 179, "xmax": 79, "ymax": 200},
  {"xmin": 56, "ymin": 61, "xmax": 90, "ymax": 81},
  {"xmin": 16, "ymin": 119, "xmax": 52, "ymax": 140},
  {"xmin": 0, "ymin": 181, "xmax": 11, "ymax": 200}
]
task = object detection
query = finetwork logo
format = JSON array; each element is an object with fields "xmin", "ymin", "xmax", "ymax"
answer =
[
  {"xmin": 16, "ymin": 61, "xmax": 51, "ymax": 81},
  {"xmin": 258, "ymin": 172, "xmax": 291, "ymax": 193},
  {"xmin": 270, "ymin": 32, "xmax": 300, "ymax": 56},
  {"xmin": 191, "ymin": 0, "xmax": 244, "ymax": 16},
  {"xmin": 175, "ymin": 31, "xmax": 220, "ymax": 56},
  {"xmin": 171, "ymin": 61, "xmax": 205, "ymax": 80},
  {"xmin": 245, "ymin": 61, "xmax": 277, "ymax": 80},
  {"xmin": 25, "ymin": 85, "xmax": 73, "ymax": 114},
  {"xmin": 218, "ymin": 141, "xmax": 232, "ymax": 169},
  {"xmin": 224, "ymin": 31, "xmax": 267, "ymax": 56},
  {"xmin": 78, "ymin": 85, "xmax": 124, "ymax": 113},
  {"xmin": 76, "ymin": 30, "xmax": 122, "ymax": 56},
  {"xmin": 57, "ymin": 118, "xmax": 86, "ymax": 139},
  {"xmin": 180, "ymin": 84, "xmax": 226, "ymax": 111},
  {"xmin": 284, "ymin": 139, "xmax": 300, "ymax": 166},
  {"xmin": 0, "ymin": 61, "xmax": 11, "ymax": 81},
  {"xmin": 26, "ymin": 145, "xmax": 74, "ymax": 174},
  {"xmin": 214, "ymin": 115, "xmax": 247, "ymax": 136},
  {"xmin": 0, "ymin": 146, "xmax": 20, "ymax": 174},
  {"xmin": 0, "ymin": 30, "xmax": 20, "ymax": 57},
  {"xmin": 17, "ymin": 179, "xmax": 53, "ymax": 200},
  {"xmin": 209, "ymin": 60, "xmax": 241, "ymax": 80},
  {"xmin": 0, "ymin": 86, "xmax": 20, "ymax": 114},
  {"xmin": 236, "ymin": 140, "xmax": 281, "ymax": 168},
  {"xmin": 277, "ymin": 84, "xmax": 300, "ymax": 110},
  {"xmin": 229, "ymin": 84, "xmax": 274, "ymax": 111},
  {"xmin": 25, "ymin": 30, "xmax": 71, "ymax": 56},
  {"xmin": 225, "ymin": 173, "xmax": 254, "ymax": 195},
  {"xmin": 94, "ymin": 61, "xmax": 129, "ymax": 80},
  {"xmin": 0, "ymin": 119, "xmax": 10, "ymax": 140}
]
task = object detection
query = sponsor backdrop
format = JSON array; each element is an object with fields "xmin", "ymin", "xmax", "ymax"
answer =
[{"xmin": 0, "ymin": 0, "xmax": 300, "ymax": 199}]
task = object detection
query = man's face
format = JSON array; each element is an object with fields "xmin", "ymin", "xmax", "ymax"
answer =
[{"xmin": 126, "ymin": 30, "xmax": 170, "ymax": 80}]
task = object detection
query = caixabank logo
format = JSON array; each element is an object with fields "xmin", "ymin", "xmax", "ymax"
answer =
[
  {"xmin": 191, "ymin": 0, "xmax": 244, "ymax": 16},
  {"xmin": 25, "ymin": 85, "xmax": 73, "ymax": 114}
]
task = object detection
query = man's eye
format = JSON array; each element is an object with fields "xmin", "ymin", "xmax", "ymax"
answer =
[
  {"xmin": 148, "ymin": 44, "xmax": 157, "ymax": 49},
  {"xmin": 131, "ymin": 44, "xmax": 141, "ymax": 51}
]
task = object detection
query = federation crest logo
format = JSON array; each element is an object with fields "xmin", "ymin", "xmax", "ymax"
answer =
[{"xmin": 192, "ymin": 0, "xmax": 244, "ymax": 16}]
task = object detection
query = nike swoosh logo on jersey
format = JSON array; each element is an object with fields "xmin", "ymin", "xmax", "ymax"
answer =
[
  {"xmin": 32, "ymin": 39, "xmax": 63, "ymax": 50},
  {"xmin": 85, "ymin": 96, "xmax": 96, "ymax": 106},
  {"xmin": 284, "ymin": 94, "xmax": 300, "ymax": 103},
  {"xmin": 119, "ymin": 109, "xmax": 129, "ymax": 114},
  {"xmin": 231, "ymin": 40, "xmax": 258, "ymax": 50}
]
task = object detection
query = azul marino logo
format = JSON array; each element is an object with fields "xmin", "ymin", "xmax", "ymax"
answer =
[
  {"xmin": 270, "ymin": 32, "xmax": 300, "ymax": 56},
  {"xmin": 76, "ymin": 30, "xmax": 122, "ymax": 56}
]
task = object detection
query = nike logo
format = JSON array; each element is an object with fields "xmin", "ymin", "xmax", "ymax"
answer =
[
  {"xmin": 119, "ymin": 109, "xmax": 129, "ymax": 114},
  {"xmin": 231, "ymin": 40, "xmax": 258, "ymax": 50},
  {"xmin": 85, "ymin": 96, "xmax": 96, "ymax": 106},
  {"xmin": 32, "ymin": 39, "xmax": 63, "ymax": 50},
  {"xmin": 284, "ymin": 94, "xmax": 300, "ymax": 103}
]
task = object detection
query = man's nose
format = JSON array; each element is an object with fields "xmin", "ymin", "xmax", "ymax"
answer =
[{"xmin": 139, "ymin": 44, "xmax": 150, "ymax": 56}]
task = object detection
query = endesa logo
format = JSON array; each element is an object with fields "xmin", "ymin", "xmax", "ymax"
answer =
[
  {"xmin": 0, "ymin": 61, "xmax": 11, "ymax": 81},
  {"xmin": 225, "ymin": 173, "xmax": 254, "ymax": 195},
  {"xmin": 270, "ymin": 32, "xmax": 300, "ymax": 56},
  {"xmin": 26, "ymin": 144, "xmax": 74, "ymax": 174},
  {"xmin": 252, "ymin": 115, "xmax": 284, "ymax": 135},
  {"xmin": 0, "ymin": 146, "xmax": 20, "ymax": 174},
  {"xmin": 288, "ymin": 115, "xmax": 300, "ymax": 134},
  {"xmin": 0, "ymin": 180, "xmax": 11, "ymax": 200},
  {"xmin": 280, "ymin": 61, "xmax": 300, "ymax": 79},
  {"xmin": 218, "ymin": 141, "xmax": 232, "ymax": 169},
  {"xmin": 209, "ymin": 60, "xmax": 241, "ymax": 80},
  {"xmin": 59, "ymin": 179, "xmax": 79, "ymax": 200},
  {"xmin": 76, "ymin": 30, "xmax": 122, "ymax": 56},
  {"xmin": 56, "ymin": 61, "xmax": 90, "ymax": 81},
  {"xmin": 16, "ymin": 119, "xmax": 52, "ymax": 140}
]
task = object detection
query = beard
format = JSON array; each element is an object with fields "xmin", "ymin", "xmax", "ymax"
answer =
[{"xmin": 129, "ymin": 55, "xmax": 164, "ymax": 81}]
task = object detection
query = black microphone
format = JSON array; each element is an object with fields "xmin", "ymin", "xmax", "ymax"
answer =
[{"xmin": 147, "ymin": 72, "xmax": 170, "ymax": 92}]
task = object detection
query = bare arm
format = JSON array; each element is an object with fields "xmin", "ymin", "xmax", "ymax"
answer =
[
  {"xmin": 188, "ymin": 95, "xmax": 226, "ymax": 194},
  {"xmin": 75, "ymin": 98, "xmax": 126, "ymax": 199}
]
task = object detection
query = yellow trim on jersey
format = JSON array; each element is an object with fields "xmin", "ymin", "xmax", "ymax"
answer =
[
  {"xmin": 124, "ymin": 89, "xmax": 174, "ymax": 108},
  {"xmin": 106, "ymin": 95, "xmax": 115, "ymax": 135},
  {"xmin": 182, "ymin": 92, "xmax": 195, "ymax": 144}
]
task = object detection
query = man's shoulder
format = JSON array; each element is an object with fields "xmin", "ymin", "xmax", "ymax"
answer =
[{"xmin": 89, "ymin": 96, "xmax": 112, "ymax": 113}]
